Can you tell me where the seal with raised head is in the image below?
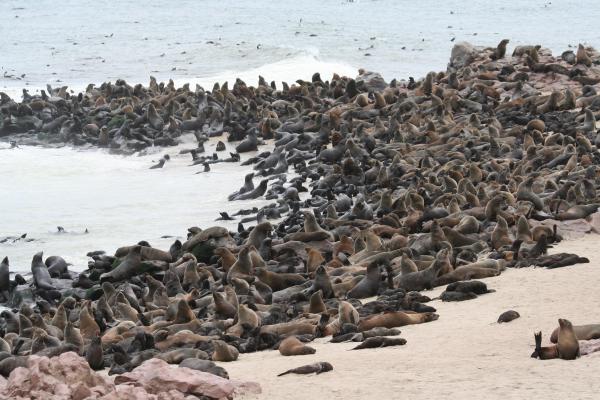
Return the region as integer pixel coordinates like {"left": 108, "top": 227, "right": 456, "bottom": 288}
{"left": 211, "top": 339, "right": 239, "bottom": 362}
{"left": 347, "top": 261, "right": 381, "bottom": 299}
{"left": 86, "top": 334, "right": 104, "bottom": 370}
{"left": 31, "top": 252, "right": 55, "bottom": 290}
{"left": 100, "top": 245, "right": 143, "bottom": 283}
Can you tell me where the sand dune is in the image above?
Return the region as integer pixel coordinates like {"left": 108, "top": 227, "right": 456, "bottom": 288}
{"left": 222, "top": 234, "right": 600, "bottom": 400}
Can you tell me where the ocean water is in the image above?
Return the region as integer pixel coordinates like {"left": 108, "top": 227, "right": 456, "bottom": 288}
{"left": 1, "top": 0, "right": 599, "bottom": 273}
{"left": 0, "top": 138, "right": 274, "bottom": 271}
{"left": 1, "top": 0, "right": 599, "bottom": 98}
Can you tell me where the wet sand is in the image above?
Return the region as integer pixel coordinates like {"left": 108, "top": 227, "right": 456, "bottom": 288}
{"left": 223, "top": 234, "right": 600, "bottom": 400}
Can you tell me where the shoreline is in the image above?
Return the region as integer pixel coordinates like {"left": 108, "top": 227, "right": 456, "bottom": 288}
{"left": 1, "top": 39, "right": 600, "bottom": 398}
{"left": 223, "top": 233, "right": 600, "bottom": 399}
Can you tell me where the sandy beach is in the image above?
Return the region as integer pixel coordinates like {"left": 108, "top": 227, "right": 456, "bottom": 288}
{"left": 224, "top": 233, "right": 600, "bottom": 400}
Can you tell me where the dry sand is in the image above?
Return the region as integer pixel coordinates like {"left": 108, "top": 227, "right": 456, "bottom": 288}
{"left": 221, "top": 233, "right": 600, "bottom": 400}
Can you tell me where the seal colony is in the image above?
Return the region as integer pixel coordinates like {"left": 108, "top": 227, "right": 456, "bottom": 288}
{"left": 1, "top": 39, "right": 600, "bottom": 389}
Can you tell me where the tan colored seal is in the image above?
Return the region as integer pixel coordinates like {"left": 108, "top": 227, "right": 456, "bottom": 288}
{"left": 279, "top": 335, "right": 316, "bottom": 356}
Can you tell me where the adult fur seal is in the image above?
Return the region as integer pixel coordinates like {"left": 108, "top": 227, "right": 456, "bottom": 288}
{"left": 100, "top": 246, "right": 142, "bottom": 282}
{"left": 394, "top": 249, "right": 448, "bottom": 291}
{"left": 358, "top": 311, "right": 439, "bottom": 331}
{"left": 278, "top": 335, "right": 316, "bottom": 356}
{"left": 556, "top": 318, "right": 579, "bottom": 359}
{"left": 227, "top": 246, "right": 254, "bottom": 283}
{"left": 211, "top": 339, "right": 239, "bottom": 362}
{"left": 347, "top": 261, "right": 381, "bottom": 299}
{"left": 0, "top": 257, "right": 9, "bottom": 299}
{"left": 31, "top": 252, "right": 55, "bottom": 290}
{"left": 550, "top": 323, "right": 600, "bottom": 343}
{"left": 45, "top": 255, "right": 69, "bottom": 277}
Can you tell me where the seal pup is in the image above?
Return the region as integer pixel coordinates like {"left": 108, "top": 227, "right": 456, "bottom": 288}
{"left": 490, "top": 39, "right": 509, "bottom": 60}
{"left": 278, "top": 361, "right": 333, "bottom": 376}
{"left": 531, "top": 331, "right": 559, "bottom": 360}
{"left": 497, "top": 310, "right": 520, "bottom": 323}
{"left": 86, "top": 334, "right": 104, "bottom": 370}
{"left": 150, "top": 156, "right": 169, "bottom": 169}
{"left": 351, "top": 336, "right": 407, "bottom": 350}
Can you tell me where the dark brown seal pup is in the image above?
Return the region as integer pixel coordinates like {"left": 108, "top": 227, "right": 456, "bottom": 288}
{"left": 86, "top": 334, "right": 104, "bottom": 370}
{"left": 490, "top": 39, "right": 510, "bottom": 60}
{"left": 279, "top": 335, "right": 316, "bottom": 356}
{"left": 351, "top": 336, "right": 407, "bottom": 350}
{"left": 497, "top": 310, "right": 520, "bottom": 323}
{"left": 277, "top": 361, "right": 333, "bottom": 376}
{"left": 531, "top": 331, "right": 559, "bottom": 360}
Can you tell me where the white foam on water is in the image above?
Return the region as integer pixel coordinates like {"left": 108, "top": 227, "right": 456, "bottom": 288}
{"left": 0, "top": 138, "right": 271, "bottom": 272}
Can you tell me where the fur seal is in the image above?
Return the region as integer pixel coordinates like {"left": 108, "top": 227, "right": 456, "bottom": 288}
{"left": 550, "top": 323, "right": 600, "bottom": 343}
{"left": 156, "top": 348, "right": 209, "bottom": 364}
{"left": 347, "top": 261, "right": 381, "bottom": 299}
{"left": 351, "top": 336, "right": 407, "bottom": 350}
{"left": 531, "top": 331, "right": 559, "bottom": 360}
{"left": 31, "top": 252, "right": 55, "bottom": 290}
{"left": 64, "top": 321, "right": 84, "bottom": 355}
{"left": 211, "top": 339, "right": 239, "bottom": 362}
{"left": 279, "top": 335, "right": 316, "bottom": 356}
{"left": 308, "top": 266, "right": 334, "bottom": 299}
{"left": 179, "top": 359, "right": 229, "bottom": 378}
{"left": 308, "top": 290, "right": 327, "bottom": 314}
{"left": 86, "top": 334, "right": 104, "bottom": 370}
{"left": 227, "top": 246, "right": 254, "bottom": 283}
{"left": 255, "top": 267, "right": 306, "bottom": 291}
{"left": 245, "top": 222, "right": 273, "bottom": 249}
{"left": 394, "top": 249, "right": 448, "bottom": 291}
{"left": 278, "top": 361, "right": 333, "bottom": 376}
{"left": 0, "top": 257, "right": 9, "bottom": 300}
{"left": 45, "top": 255, "right": 69, "bottom": 278}
{"left": 358, "top": 311, "right": 439, "bottom": 331}
{"left": 556, "top": 318, "right": 579, "bottom": 360}
{"left": 497, "top": 310, "right": 520, "bottom": 323}
{"left": 100, "top": 246, "right": 142, "bottom": 282}
{"left": 79, "top": 302, "right": 100, "bottom": 341}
